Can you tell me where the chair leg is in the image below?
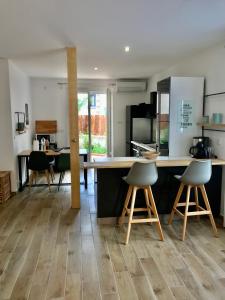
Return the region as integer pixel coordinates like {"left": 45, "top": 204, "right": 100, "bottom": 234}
{"left": 144, "top": 188, "right": 152, "bottom": 225}
{"left": 45, "top": 170, "right": 51, "bottom": 192}
{"left": 58, "top": 172, "right": 63, "bottom": 191}
{"left": 118, "top": 185, "right": 133, "bottom": 225}
{"left": 194, "top": 186, "right": 200, "bottom": 221}
{"left": 148, "top": 186, "right": 164, "bottom": 241}
{"left": 182, "top": 185, "right": 191, "bottom": 241}
{"left": 33, "top": 171, "right": 36, "bottom": 185}
{"left": 29, "top": 171, "right": 34, "bottom": 190}
{"left": 168, "top": 183, "right": 184, "bottom": 224}
{"left": 199, "top": 185, "right": 218, "bottom": 237}
{"left": 49, "top": 166, "right": 54, "bottom": 183}
{"left": 125, "top": 186, "right": 137, "bottom": 245}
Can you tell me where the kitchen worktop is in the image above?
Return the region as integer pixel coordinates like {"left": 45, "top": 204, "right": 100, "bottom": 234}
{"left": 83, "top": 156, "right": 225, "bottom": 169}
{"left": 131, "top": 141, "right": 156, "bottom": 151}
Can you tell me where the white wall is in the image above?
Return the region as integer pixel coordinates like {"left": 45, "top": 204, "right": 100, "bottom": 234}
{"left": 149, "top": 42, "right": 225, "bottom": 159}
{"left": 31, "top": 78, "right": 69, "bottom": 147}
{"left": 31, "top": 78, "right": 148, "bottom": 156}
{"left": 30, "top": 78, "right": 114, "bottom": 148}
{"left": 148, "top": 41, "right": 225, "bottom": 215}
{"left": 112, "top": 90, "right": 149, "bottom": 156}
{"left": 8, "top": 61, "right": 32, "bottom": 190}
{"left": 0, "top": 59, "right": 15, "bottom": 188}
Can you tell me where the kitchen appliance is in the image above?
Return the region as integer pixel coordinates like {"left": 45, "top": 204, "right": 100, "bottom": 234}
{"left": 189, "top": 139, "right": 211, "bottom": 158}
{"left": 192, "top": 136, "right": 209, "bottom": 147}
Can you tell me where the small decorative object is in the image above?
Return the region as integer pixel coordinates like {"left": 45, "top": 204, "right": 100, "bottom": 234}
{"left": 17, "top": 122, "right": 25, "bottom": 131}
{"left": 212, "top": 113, "right": 223, "bottom": 124}
{"left": 25, "top": 103, "right": 29, "bottom": 125}
{"left": 33, "top": 136, "right": 39, "bottom": 151}
{"left": 15, "top": 112, "right": 26, "bottom": 133}
{"left": 141, "top": 151, "right": 160, "bottom": 160}
{"left": 202, "top": 115, "right": 209, "bottom": 124}
{"left": 40, "top": 138, "right": 46, "bottom": 151}
{"left": 45, "top": 139, "right": 50, "bottom": 150}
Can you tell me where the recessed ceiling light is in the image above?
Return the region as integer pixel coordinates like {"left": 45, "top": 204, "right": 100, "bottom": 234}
{"left": 124, "top": 46, "right": 130, "bottom": 52}
{"left": 94, "top": 67, "right": 98, "bottom": 71}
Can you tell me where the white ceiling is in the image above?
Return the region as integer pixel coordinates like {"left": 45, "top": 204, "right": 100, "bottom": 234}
{"left": 1, "top": 0, "right": 225, "bottom": 78}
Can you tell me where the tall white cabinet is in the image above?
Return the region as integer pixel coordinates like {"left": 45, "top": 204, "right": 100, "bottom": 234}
{"left": 157, "top": 76, "right": 204, "bottom": 156}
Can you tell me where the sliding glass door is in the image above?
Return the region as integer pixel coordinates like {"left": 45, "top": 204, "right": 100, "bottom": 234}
{"left": 78, "top": 92, "right": 108, "bottom": 160}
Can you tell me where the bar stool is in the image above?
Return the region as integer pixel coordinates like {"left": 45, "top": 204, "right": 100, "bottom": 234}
{"left": 168, "top": 160, "right": 218, "bottom": 241}
{"left": 118, "top": 161, "right": 164, "bottom": 244}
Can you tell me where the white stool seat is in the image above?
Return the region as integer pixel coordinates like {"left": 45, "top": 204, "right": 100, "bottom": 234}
{"left": 168, "top": 160, "right": 218, "bottom": 240}
{"left": 118, "top": 161, "right": 164, "bottom": 244}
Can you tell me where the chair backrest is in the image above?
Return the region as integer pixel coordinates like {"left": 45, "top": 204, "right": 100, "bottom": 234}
{"left": 124, "top": 161, "right": 158, "bottom": 186}
{"left": 55, "top": 153, "right": 70, "bottom": 172}
{"left": 181, "top": 159, "right": 212, "bottom": 185}
{"left": 28, "top": 151, "right": 50, "bottom": 171}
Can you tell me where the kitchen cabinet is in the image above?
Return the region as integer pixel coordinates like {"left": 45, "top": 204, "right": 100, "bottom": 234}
{"left": 126, "top": 93, "right": 157, "bottom": 156}
{"left": 157, "top": 77, "right": 204, "bottom": 156}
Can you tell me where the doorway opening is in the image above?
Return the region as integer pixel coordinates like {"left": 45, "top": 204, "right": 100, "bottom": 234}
{"left": 78, "top": 92, "right": 108, "bottom": 161}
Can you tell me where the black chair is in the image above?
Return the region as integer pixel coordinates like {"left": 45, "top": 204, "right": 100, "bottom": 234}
{"left": 54, "top": 153, "right": 70, "bottom": 190}
{"left": 28, "top": 151, "right": 52, "bottom": 191}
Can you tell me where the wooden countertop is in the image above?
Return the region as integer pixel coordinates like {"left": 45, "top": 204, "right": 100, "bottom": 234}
{"left": 83, "top": 156, "right": 225, "bottom": 169}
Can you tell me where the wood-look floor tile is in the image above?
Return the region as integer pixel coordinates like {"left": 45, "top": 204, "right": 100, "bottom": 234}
{"left": 0, "top": 177, "right": 224, "bottom": 300}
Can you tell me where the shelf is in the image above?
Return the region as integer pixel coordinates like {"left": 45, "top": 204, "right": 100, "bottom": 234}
{"left": 197, "top": 122, "right": 225, "bottom": 129}
{"left": 16, "top": 130, "right": 26, "bottom": 135}
{"left": 204, "top": 91, "right": 225, "bottom": 98}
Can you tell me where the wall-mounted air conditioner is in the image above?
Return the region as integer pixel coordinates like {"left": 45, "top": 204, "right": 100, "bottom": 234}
{"left": 116, "top": 79, "right": 147, "bottom": 93}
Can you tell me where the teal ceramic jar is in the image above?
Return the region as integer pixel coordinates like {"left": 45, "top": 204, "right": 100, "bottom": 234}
{"left": 212, "top": 113, "right": 223, "bottom": 124}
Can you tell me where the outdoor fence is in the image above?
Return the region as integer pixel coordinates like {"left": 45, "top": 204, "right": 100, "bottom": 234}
{"left": 79, "top": 115, "right": 107, "bottom": 135}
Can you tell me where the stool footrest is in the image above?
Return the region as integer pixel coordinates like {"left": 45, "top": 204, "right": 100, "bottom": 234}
{"left": 176, "top": 202, "right": 197, "bottom": 207}
{"left": 126, "top": 207, "right": 152, "bottom": 213}
{"left": 187, "top": 210, "right": 211, "bottom": 216}
{"left": 174, "top": 208, "right": 211, "bottom": 218}
{"left": 131, "top": 218, "right": 159, "bottom": 224}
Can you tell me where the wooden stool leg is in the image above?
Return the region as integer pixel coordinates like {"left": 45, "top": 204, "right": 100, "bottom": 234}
{"left": 168, "top": 183, "right": 184, "bottom": 224}
{"left": 118, "top": 185, "right": 133, "bottom": 226}
{"left": 194, "top": 186, "right": 200, "bottom": 221}
{"left": 148, "top": 186, "right": 164, "bottom": 241}
{"left": 199, "top": 185, "right": 218, "bottom": 237}
{"left": 45, "top": 170, "right": 51, "bottom": 192}
{"left": 182, "top": 185, "right": 191, "bottom": 241}
{"left": 125, "top": 186, "right": 137, "bottom": 245}
{"left": 144, "top": 188, "right": 152, "bottom": 225}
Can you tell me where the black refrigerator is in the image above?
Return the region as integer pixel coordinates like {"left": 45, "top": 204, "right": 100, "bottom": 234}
{"left": 126, "top": 93, "right": 157, "bottom": 156}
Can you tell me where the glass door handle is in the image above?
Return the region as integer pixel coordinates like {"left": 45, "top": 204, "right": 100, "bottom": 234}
{"left": 71, "top": 138, "right": 77, "bottom": 143}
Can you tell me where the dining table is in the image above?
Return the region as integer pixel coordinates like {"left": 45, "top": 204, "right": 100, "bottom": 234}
{"left": 17, "top": 148, "right": 88, "bottom": 191}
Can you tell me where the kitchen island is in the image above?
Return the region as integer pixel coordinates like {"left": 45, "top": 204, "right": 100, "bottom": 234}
{"left": 84, "top": 156, "right": 225, "bottom": 223}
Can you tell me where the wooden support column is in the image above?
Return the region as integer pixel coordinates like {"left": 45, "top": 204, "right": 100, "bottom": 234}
{"left": 66, "top": 47, "right": 80, "bottom": 208}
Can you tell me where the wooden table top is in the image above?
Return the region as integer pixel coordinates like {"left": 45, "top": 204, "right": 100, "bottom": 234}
{"left": 18, "top": 149, "right": 60, "bottom": 157}
{"left": 18, "top": 149, "right": 88, "bottom": 157}
{"left": 83, "top": 156, "right": 225, "bottom": 169}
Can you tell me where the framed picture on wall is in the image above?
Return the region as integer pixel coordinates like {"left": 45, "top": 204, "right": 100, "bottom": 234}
{"left": 25, "top": 103, "right": 29, "bottom": 125}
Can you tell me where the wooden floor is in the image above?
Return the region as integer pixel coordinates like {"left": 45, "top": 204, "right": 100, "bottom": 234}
{"left": 1, "top": 174, "right": 225, "bottom": 299}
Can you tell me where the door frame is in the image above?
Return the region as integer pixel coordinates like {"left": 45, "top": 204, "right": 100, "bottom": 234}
{"left": 78, "top": 91, "right": 110, "bottom": 160}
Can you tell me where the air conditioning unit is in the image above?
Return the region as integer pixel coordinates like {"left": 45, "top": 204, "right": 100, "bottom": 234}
{"left": 116, "top": 80, "right": 147, "bottom": 93}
